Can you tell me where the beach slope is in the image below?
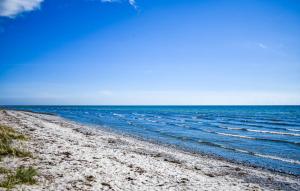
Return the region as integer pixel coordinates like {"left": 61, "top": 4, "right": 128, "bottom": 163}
{"left": 0, "top": 110, "right": 299, "bottom": 191}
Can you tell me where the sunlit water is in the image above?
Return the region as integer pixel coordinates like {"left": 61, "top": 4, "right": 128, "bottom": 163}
{"left": 2, "top": 106, "right": 300, "bottom": 175}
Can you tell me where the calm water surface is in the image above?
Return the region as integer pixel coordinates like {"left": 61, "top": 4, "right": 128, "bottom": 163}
{"left": 2, "top": 106, "right": 300, "bottom": 175}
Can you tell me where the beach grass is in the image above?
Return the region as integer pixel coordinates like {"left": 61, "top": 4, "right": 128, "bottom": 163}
{"left": 0, "top": 143, "right": 32, "bottom": 159}
{"left": 0, "top": 124, "right": 37, "bottom": 190}
{"left": 0, "top": 167, "right": 11, "bottom": 174}
{"left": 0, "top": 125, "right": 27, "bottom": 142}
{"left": 0, "top": 124, "right": 31, "bottom": 159}
{"left": 0, "top": 167, "right": 38, "bottom": 190}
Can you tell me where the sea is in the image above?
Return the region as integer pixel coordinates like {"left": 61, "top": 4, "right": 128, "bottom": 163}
{"left": 1, "top": 106, "right": 300, "bottom": 175}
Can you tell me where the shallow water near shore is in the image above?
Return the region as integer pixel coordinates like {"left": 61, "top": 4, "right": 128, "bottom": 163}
{"left": 2, "top": 106, "right": 300, "bottom": 175}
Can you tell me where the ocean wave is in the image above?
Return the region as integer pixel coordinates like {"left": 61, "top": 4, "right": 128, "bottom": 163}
{"left": 127, "top": 121, "right": 133, "bottom": 125}
{"left": 132, "top": 113, "right": 146, "bottom": 117}
{"left": 253, "top": 153, "right": 300, "bottom": 165}
{"left": 233, "top": 148, "right": 300, "bottom": 165}
{"left": 204, "top": 130, "right": 300, "bottom": 146}
{"left": 215, "top": 132, "right": 255, "bottom": 139}
{"left": 246, "top": 129, "right": 300, "bottom": 136}
{"left": 218, "top": 125, "right": 244, "bottom": 130}
{"left": 149, "top": 120, "right": 159, "bottom": 123}
{"left": 251, "top": 121, "right": 300, "bottom": 128}
{"left": 198, "top": 140, "right": 224, "bottom": 148}
{"left": 287, "top": 128, "right": 300, "bottom": 132}
{"left": 197, "top": 140, "right": 300, "bottom": 165}
{"left": 220, "top": 116, "right": 300, "bottom": 127}
{"left": 233, "top": 148, "right": 249, "bottom": 154}
{"left": 261, "top": 121, "right": 300, "bottom": 127}
{"left": 218, "top": 125, "right": 300, "bottom": 136}
{"left": 113, "top": 113, "right": 124, "bottom": 118}
{"left": 219, "top": 121, "right": 300, "bottom": 132}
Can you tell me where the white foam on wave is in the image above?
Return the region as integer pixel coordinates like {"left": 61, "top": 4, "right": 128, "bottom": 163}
{"left": 216, "top": 132, "right": 255, "bottom": 140}
{"left": 234, "top": 148, "right": 249, "bottom": 154}
{"left": 287, "top": 128, "right": 300, "bottom": 132}
{"left": 219, "top": 125, "right": 243, "bottom": 130}
{"left": 246, "top": 129, "right": 300, "bottom": 136}
{"left": 197, "top": 138, "right": 300, "bottom": 165}
{"left": 113, "top": 113, "right": 124, "bottom": 118}
{"left": 146, "top": 119, "right": 158, "bottom": 123}
{"left": 228, "top": 127, "right": 243, "bottom": 130}
{"left": 220, "top": 125, "right": 300, "bottom": 136}
{"left": 254, "top": 153, "right": 300, "bottom": 165}
{"left": 223, "top": 146, "right": 300, "bottom": 165}
{"left": 232, "top": 148, "right": 300, "bottom": 165}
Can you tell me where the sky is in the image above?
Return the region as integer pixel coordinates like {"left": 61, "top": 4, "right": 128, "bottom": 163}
{"left": 0, "top": 0, "right": 300, "bottom": 105}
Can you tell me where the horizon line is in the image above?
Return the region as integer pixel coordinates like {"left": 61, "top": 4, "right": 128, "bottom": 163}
{"left": 1, "top": 104, "right": 299, "bottom": 107}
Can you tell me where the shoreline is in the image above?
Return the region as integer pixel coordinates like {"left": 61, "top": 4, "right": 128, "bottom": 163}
{"left": 86, "top": 122, "right": 299, "bottom": 177}
{"left": 9, "top": 108, "right": 298, "bottom": 177}
{"left": 0, "top": 109, "right": 299, "bottom": 190}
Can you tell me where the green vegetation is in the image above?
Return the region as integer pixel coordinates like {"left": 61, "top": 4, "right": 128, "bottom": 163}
{"left": 0, "top": 144, "right": 32, "bottom": 159}
{"left": 0, "top": 167, "right": 11, "bottom": 174}
{"left": 0, "top": 125, "right": 31, "bottom": 159}
{"left": 0, "top": 167, "right": 38, "bottom": 190}
{"left": 0, "top": 124, "right": 38, "bottom": 190}
{"left": 0, "top": 125, "right": 27, "bottom": 142}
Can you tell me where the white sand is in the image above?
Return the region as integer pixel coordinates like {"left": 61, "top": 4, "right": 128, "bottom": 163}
{"left": 0, "top": 110, "right": 299, "bottom": 191}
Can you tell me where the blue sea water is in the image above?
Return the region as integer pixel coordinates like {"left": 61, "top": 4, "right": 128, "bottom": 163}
{"left": 2, "top": 106, "right": 300, "bottom": 175}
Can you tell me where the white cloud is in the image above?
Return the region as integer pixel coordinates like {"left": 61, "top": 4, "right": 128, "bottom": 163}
{"left": 258, "top": 43, "right": 267, "bottom": 49}
{"left": 101, "top": 0, "right": 137, "bottom": 9}
{"left": 0, "top": 0, "right": 137, "bottom": 19}
{"left": 101, "top": 0, "right": 117, "bottom": 2}
{"left": 0, "top": 0, "right": 43, "bottom": 18}
{"left": 129, "top": 0, "right": 137, "bottom": 9}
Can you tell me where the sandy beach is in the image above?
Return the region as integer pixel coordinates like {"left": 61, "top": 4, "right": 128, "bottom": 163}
{"left": 0, "top": 109, "right": 299, "bottom": 191}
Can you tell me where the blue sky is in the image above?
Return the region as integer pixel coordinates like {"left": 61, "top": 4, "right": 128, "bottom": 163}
{"left": 0, "top": 0, "right": 300, "bottom": 105}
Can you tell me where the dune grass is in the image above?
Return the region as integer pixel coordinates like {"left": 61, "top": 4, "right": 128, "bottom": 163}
{"left": 0, "top": 167, "right": 11, "bottom": 174}
{"left": 0, "top": 125, "right": 27, "bottom": 142}
{"left": 0, "top": 167, "right": 38, "bottom": 190}
{"left": 0, "top": 144, "right": 32, "bottom": 159}
{"left": 0, "top": 125, "right": 31, "bottom": 159}
{"left": 0, "top": 124, "right": 37, "bottom": 190}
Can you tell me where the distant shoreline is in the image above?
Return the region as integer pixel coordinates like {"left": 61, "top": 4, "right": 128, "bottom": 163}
{"left": 0, "top": 109, "right": 299, "bottom": 190}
